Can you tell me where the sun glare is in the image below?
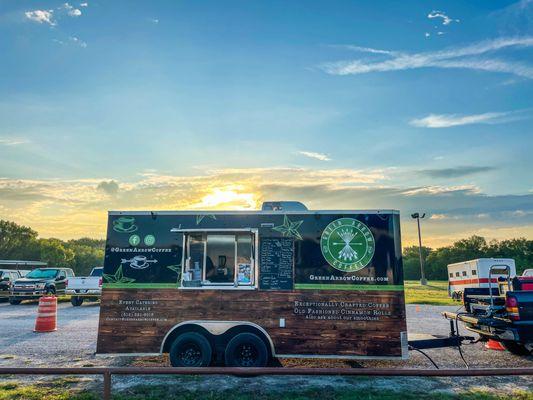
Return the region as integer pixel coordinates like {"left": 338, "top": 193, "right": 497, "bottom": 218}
{"left": 197, "top": 189, "right": 257, "bottom": 210}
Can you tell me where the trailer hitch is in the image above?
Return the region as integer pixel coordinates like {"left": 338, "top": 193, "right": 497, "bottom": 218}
{"left": 408, "top": 320, "right": 475, "bottom": 350}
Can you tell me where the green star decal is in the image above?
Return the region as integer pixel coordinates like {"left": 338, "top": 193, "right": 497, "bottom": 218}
{"left": 102, "top": 266, "right": 136, "bottom": 284}
{"left": 196, "top": 214, "right": 217, "bottom": 225}
{"left": 272, "top": 215, "right": 304, "bottom": 240}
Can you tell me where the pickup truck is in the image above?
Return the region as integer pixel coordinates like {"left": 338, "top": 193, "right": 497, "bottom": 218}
{"left": 444, "top": 272, "right": 533, "bottom": 355}
{"left": 10, "top": 268, "right": 74, "bottom": 304}
{"left": 0, "top": 270, "right": 24, "bottom": 301}
{"left": 66, "top": 267, "right": 103, "bottom": 306}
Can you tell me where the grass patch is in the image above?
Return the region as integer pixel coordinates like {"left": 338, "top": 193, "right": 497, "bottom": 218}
{"left": 0, "top": 381, "right": 531, "bottom": 400}
{"left": 0, "top": 381, "right": 96, "bottom": 400}
{"left": 404, "top": 280, "right": 457, "bottom": 305}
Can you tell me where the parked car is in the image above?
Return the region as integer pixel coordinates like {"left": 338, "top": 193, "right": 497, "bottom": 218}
{"left": 9, "top": 268, "right": 75, "bottom": 304}
{"left": 66, "top": 267, "right": 103, "bottom": 306}
{"left": 0, "top": 270, "right": 23, "bottom": 301}
{"left": 522, "top": 269, "right": 533, "bottom": 277}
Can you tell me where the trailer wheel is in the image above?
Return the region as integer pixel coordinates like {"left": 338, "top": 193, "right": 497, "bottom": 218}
{"left": 9, "top": 298, "right": 21, "bottom": 305}
{"left": 169, "top": 332, "right": 212, "bottom": 367}
{"left": 502, "top": 341, "right": 531, "bottom": 356}
{"left": 71, "top": 296, "right": 84, "bottom": 306}
{"left": 224, "top": 332, "right": 269, "bottom": 367}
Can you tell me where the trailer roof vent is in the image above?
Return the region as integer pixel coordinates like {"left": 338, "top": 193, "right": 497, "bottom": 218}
{"left": 261, "top": 201, "right": 308, "bottom": 211}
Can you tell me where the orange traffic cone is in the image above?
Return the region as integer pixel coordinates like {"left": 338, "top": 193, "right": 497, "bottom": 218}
{"left": 34, "top": 296, "right": 57, "bottom": 332}
{"left": 485, "top": 339, "right": 505, "bottom": 351}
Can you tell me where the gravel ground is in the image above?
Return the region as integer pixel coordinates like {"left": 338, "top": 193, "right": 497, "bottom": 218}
{"left": 0, "top": 301, "right": 531, "bottom": 395}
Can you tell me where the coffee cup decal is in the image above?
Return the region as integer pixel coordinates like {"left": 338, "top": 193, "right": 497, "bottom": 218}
{"left": 113, "top": 216, "right": 138, "bottom": 233}
{"left": 121, "top": 255, "right": 158, "bottom": 270}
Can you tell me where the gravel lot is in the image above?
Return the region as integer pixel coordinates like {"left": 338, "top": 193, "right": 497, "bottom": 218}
{"left": 0, "top": 301, "right": 532, "bottom": 395}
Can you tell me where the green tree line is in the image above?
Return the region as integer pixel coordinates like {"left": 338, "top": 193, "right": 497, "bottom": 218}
{"left": 0, "top": 220, "right": 104, "bottom": 276}
{"left": 403, "top": 235, "right": 533, "bottom": 280}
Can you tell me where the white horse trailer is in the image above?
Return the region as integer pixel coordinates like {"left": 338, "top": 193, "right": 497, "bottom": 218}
{"left": 447, "top": 258, "right": 516, "bottom": 299}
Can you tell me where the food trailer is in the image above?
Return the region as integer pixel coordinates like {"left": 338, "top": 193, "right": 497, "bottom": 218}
{"left": 97, "top": 202, "right": 407, "bottom": 367}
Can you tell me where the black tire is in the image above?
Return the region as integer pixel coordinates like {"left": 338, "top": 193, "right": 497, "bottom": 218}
{"left": 169, "top": 332, "right": 212, "bottom": 367}
{"left": 9, "top": 298, "right": 21, "bottom": 305}
{"left": 71, "top": 296, "right": 84, "bottom": 306}
{"left": 502, "top": 341, "right": 531, "bottom": 356}
{"left": 46, "top": 287, "right": 56, "bottom": 296}
{"left": 224, "top": 332, "right": 269, "bottom": 368}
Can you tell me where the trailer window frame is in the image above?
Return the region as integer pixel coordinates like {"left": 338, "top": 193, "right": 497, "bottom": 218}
{"left": 178, "top": 228, "right": 259, "bottom": 290}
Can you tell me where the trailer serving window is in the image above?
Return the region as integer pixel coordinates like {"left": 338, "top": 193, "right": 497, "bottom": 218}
{"left": 179, "top": 229, "right": 257, "bottom": 289}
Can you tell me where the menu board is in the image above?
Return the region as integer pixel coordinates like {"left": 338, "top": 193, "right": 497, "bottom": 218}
{"left": 259, "top": 237, "right": 294, "bottom": 290}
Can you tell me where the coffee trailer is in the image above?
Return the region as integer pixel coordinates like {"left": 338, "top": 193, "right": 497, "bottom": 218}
{"left": 97, "top": 202, "right": 407, "bottom": 367}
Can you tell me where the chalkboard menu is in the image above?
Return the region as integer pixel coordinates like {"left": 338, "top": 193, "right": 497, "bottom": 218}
{"left": 259, "top": 237, "right": 294, "bottom": 290}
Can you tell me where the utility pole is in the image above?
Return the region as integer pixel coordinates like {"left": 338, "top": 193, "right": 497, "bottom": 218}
{"left": 411, "top": 213, "right": 427, "bottom": 286}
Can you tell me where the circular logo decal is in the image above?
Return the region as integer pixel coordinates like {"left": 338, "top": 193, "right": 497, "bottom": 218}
{"left": 128, "top": 234, "right": 141, "bottom": 246}
{"left": 320, "top": 218, "right": 375, "bottom": 272}
{"left": 144, "top": 234, "right": 156, "bottom": 246}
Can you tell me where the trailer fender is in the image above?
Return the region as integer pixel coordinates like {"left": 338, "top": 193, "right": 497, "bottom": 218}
{"left": 160, "top": 321, "right": 276, "bottom": 356}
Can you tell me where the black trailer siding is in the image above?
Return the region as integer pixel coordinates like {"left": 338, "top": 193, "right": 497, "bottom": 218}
{"left": 103, "top": 211, "right": 403, "bottom": 289}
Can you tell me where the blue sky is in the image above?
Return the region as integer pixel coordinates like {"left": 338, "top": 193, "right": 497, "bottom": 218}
{"left": 0, "top": 0, "right": 532, "bottom": 246}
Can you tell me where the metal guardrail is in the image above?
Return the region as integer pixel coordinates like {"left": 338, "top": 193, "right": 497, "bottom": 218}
{"left": 1, "top": 367, "right": 533, "bottom": 400}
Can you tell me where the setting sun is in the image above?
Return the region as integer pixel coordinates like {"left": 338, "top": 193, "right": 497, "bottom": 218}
{"left": 196, "top": 188, "right": 257, "bottom": 210}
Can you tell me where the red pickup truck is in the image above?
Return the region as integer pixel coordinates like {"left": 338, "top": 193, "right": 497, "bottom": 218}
{"left": 444, "top": 270, "right": 533, "bottom": 356}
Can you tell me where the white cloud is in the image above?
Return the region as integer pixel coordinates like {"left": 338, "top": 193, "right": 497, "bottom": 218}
{"left": 25, "top": 10, "right": 56, "bottom": 26}
{"left": 80, "top": 2, "right": 88, "bottom": 7}
{"left": 507, "top": 210, "right": 533, "bottom": 217}
{"left": 26, "top": 3, "right": 83, "bottom": 27}
{"left": 0, "top": 137, "right": 29, "bottom": 146}
{"left": 429, "top": 213, "right": 463, "bottom": 221}
{"left": 402, "top": 185, "right": 480, "bottom": 196}
{"left": 150, "top": 18, "right": 159, "bottom": 24}
{"left": 321, "top": 37, "right": 533, "bottom": 79}
{"left": 61, "top": 3, "right": 81, "bottom": 17}
{"left": 425, "top": 32, "right": 431, "bottom": 38}
{"left": 298, "top": 151, "right": 331, "bottom": 161}
{"left": 69, "top": 8, "right": 82, "bottom": 17}
{"left": 69, "top": 36, "right": 87, "bottom": 47}
{"left": 332, "top": 45, "right": 397, "bottom": 56}
{"left": 428, "top": 10, "right": 460, "bottom": 26}
{"left": 410, "top": 111, "right": 511, "bottom": 128}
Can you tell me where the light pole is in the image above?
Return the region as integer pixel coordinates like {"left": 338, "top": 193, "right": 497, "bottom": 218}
{"left": 411, "top": 212, "right": 427, "bottom": 286}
